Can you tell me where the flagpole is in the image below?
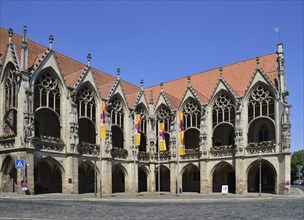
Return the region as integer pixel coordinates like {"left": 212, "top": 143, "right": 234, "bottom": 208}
{"left": 99, "top": 100, "right": 106, "bottom": 198}
{"left": 133, "top": 112, "right": 136, "bottom": 194}
{"left": 176, "top": 112, "right": 180, "bottom": 196}
{"left": 157, "top": 120, "right": 160, "bottom": 194}
{"left": 99, "top": 137, "right": 102, "bottom": 198}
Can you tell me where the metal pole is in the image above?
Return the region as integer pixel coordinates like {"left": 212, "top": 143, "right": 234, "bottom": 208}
{"left": 157, "top": 121, "right": 160, "bottom": 194}
{"left": 99, "top": 139, "right": 102, "bottom": 198}
{"left": 176, "top": 112, "right": 180, "bottom": 196}
{"left": 94, "top": 160, "right": 97, "bottom": 198}
{"left": 134, "top": 147, "right": 136, "bottom": 194}
{"left": 177, "top": 148, "right": 180, "bottom": 196}
{"left": 133, "top": 112, "right": 137, "bottom": 194}
{"left": 259, "top": 159, "right": 261, "bottom": 197}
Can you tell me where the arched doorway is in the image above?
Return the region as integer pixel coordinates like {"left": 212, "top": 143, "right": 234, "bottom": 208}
{"left": 138, "top": 167, "right": 147, "bottom": 192}
{"left": 78, "top": 161, "right": 95, "bottom": 194}
{"left": 1, "top": 156, "right": 17, "bottom": 192}
{"left": 34, "top": 157, "right": 63, "bottom": 194}
{"left": 182, "top": 164, "right": 200, "bottom": 192}
{"left": 112, "top": 164, "right": 125, "bottom": 193}
{"left": 248, "top": 160, "right": 276, "bottom": 193}
{"left": 155, "top": 165, "right": 170, "bottom": 192}
{"left": 212, "top": 162, "right": 235, "bottom": 193}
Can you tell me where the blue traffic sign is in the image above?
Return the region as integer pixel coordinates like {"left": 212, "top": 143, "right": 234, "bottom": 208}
{"left": 15, "top": 159, "right": 25, "bottom": 169}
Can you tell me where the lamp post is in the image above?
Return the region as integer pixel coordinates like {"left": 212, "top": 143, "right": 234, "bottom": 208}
{"left": 92, "top": 147, "right": 98, "bottom": 198}
{"left": 133, "top": 146, "right": 138, "bottom": 194}
{"left": 258, "top": 150, "right": 262, "bottom": 197}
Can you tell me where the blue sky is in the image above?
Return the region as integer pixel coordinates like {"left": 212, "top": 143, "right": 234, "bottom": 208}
{"left": 1, "top": 0, "right": 303, "bottom": 152}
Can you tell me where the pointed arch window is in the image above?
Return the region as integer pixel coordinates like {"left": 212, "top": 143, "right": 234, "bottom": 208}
{"left": 135, "top": 105, "right": 147, "bottom": 152}
{"left": 3, "top": 65, "right": 18, "bottom": 135}
{"left": 34, "top": 72, "right": 60, "bottom": 115}
{"left": 183, "top": 99, "right": 201, "bottom": 129}
{"left": 135, "top": 106, "right": 147, "bottom": 135}
{"left": 212, "top": 93, "right": 235, "bottom": 127}
{"left": 156, "top": 106, "right": 171, "bottom": 151}
{"left": 157, "top": 106, "right": 171, "bottom": 132}
{"left": 248, "top": 85, "right": 274, "bottom": 122}
{"left": 76, "top": 85, "right": 96, "bottom": 123}
{"left": 76, "top": 85, "right": 97, "bottom": 144}
{"left": 5, "top": 68, "right": 18, "bottom": 112}
{"left": 109, "top": 97, "right": 124, "bottom": 149}
{"left": 110, "top": 97, "right": 124, "bottom": 129}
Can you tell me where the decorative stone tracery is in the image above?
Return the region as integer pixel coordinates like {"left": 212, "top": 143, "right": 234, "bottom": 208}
{"left": 212, "top": 93, "right": 235, "bottom": 127}
{"left": 248, "top": 85, "right": 274, "bottom": 122}
{"left": 34, "top": 72, "right": 60, "bottom": 115}
{"left": 183, "top": 99, "right": 201, "bottom": 129}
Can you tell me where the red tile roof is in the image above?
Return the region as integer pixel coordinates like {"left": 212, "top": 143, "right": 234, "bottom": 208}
{"left": 1, "top": 27, "right": 278, "bottom": 109}
{"left": 0, "top": 27, "right": 140, "bottom": 101}
{"left": 145, "top": 53, "right": 278, "bottom": 107}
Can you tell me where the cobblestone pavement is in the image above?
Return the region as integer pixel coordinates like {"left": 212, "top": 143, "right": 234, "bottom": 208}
{"left": 0, "top": 191, "right": 303, "bottom": 220}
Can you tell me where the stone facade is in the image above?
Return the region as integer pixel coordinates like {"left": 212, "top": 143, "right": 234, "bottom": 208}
{"left": 0, "top": 27, "right": 291, "bottom": 195}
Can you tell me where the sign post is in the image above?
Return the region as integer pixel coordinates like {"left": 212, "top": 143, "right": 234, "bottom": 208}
{"left": 15, "top": 159, "right": 25, "bottom": 169}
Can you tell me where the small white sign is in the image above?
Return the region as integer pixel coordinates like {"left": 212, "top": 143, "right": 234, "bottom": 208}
{"left": 221, "top": 185, "right": 228, "bottom": 194}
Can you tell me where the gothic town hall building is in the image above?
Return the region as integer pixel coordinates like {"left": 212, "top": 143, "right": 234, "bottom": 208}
{"left": 0, "top": 27, "right": 291, "bottom": 195}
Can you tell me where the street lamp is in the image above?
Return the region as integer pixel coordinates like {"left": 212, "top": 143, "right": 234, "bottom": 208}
{"left": 92, "top": 147, "right": 98, "bottom": 198}
{"left": 258, "top": 150, "right": 262, "bottom": 197}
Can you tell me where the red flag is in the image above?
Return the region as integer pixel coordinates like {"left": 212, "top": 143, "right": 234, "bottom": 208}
{"left": 100, "top": 101, "right": 106, "bottom": 139}
{"left": 178, "top": 112, "right": 185, "bottom": 156}
{"left": 159, "top": 122, "right": 166, "bottom": 151}
{"left": 135, "top": 114, "right": 141, "bottom": 146}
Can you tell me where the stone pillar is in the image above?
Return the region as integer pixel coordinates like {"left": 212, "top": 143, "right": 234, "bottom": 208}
{"left": 235, "top": 157, "right": 246, "bottom": 194}
{"left": 63, "top": 155, "right": 78, "bottom": 194}
{"left": 200, "top": 160, "right": 210, "bottom": 193}
{"left": 25, "top": 152, "right": 34, "bottom": 194}
{"left": 170, "top": 162, "right": 177, "bottom": 194}
{"left": 124, "top": 163, "right": 133, "bottom": 193}
{"left": 149, "top": 163, "right": 156, "bottom": 192}
{"left": 102, "top": 159, "right": 112, "bottom": 194}
{"left": 277, "top": 153, "right": 291, "bottom": 194}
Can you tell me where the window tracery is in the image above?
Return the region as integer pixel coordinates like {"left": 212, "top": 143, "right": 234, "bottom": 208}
{"left": 110, "top": 97, "right": 124, "bottom": 129}
{"left": 157, "top": 106, "right": 171, "bottom": 132}
{"left": 135, "top": 106, "right": 147, "bottom": 135}
{"left": 212, "top": 94, "right": 235, "bottom": 127}
{"left": 183, "top": 100, "right": 201, "bottom": 129}
{"left": 248, "top": 85, "right": 274, "bottom": 122}
{"left": 34, "top": 72, "right": 60, "bottom": 115}
{"left": 76, "top": 85, "right": 96, "bottom": 123}
{"left": 5, "top": 69, "right": 18, "bottom": 111}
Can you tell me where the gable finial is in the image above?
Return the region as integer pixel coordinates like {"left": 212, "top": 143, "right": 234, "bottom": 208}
{"left": 8, "top": 28, "right": 13, "bottom": 43}
{"left": 187, "top": 76, "right": 191, "bottom": 87}
{"left": 256, "top": 56, "right": 260, "bottom": 69}
{"left": 49, "top": 35, "right": 54, "bottom": 50}
{"left": 22, "top": 25, "right": 28, "bottom": 44}
{"left": 160, "top": 82, "right": 163, "bottom": 92}
{"left": 87, "top": 53, "right": 91, "bottom": 66}
{"left": 140, "top": 79, "right": 144, "bottom": 90}
{"left": 219, "top": 67, "right": 223, "bottom": 79}
{"left": 117, "top": 67, "right": 121, "bottom": 80}
{"left": 150, "top": 90, "right": 154, "bottom": 105}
